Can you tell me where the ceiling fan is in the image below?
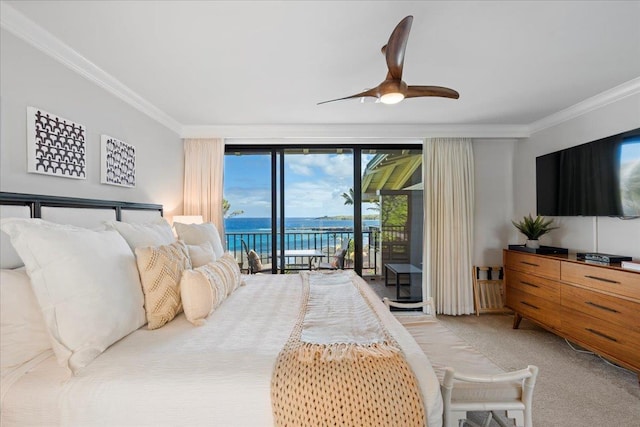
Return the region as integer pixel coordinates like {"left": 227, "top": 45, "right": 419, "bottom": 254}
{"left": 318, "top": 15, "right": 459, "bottom": 105}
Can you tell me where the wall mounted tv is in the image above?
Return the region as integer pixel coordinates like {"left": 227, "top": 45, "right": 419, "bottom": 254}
{"left": 536, "top": 127, "right": 640, "bottom": 217}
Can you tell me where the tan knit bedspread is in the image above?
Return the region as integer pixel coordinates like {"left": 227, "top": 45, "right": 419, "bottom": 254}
{"left": 271, "top": 271, "right": 426, "bottom": 427}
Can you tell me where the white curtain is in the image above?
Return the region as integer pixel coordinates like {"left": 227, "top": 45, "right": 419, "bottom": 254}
{"left": 422, "top": 138, "right": 475, "bottom": 315}
{"left": 183, "top": 138, "right": 225, "bottom": 246}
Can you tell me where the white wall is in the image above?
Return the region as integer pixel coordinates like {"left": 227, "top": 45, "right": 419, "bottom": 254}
{"left": 512, "top": 93, "right": 640, "bottom": 259}
{"left": 0, "top": 30, "right": 184, "bottom": 217}
{"left": 472, "top": 138, "right": 517, "bottom": 266}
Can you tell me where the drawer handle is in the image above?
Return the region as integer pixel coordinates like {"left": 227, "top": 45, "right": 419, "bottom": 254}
{"left": 520, "top": 281, "right": 540, "bottom": 288}
{"left": 584, "top": 275, "right": 620, "bottom": 284}
{"left": 585, "top": 301, "right": 620, "bottom": 314}
{"left": 520, "top": 301, "right": 539, "bottom": 310}
{"left": 585, "top": 328, "right": 618, "bottom": 343}
{"left": 520, "top": 261, "right": 539, "bottom": 267}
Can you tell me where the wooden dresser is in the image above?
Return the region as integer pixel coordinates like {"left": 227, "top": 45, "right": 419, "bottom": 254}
{"left": 504, "top": 249, "right": 640, "bottom": 378}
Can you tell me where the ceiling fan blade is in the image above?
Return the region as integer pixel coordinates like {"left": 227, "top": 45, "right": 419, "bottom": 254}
{"left": 405, "top": 85, "right": 460, "bottom": 99}
{"left": 385, "top": 16, "right": 413, "bottom": 80}
{"left": 317, "top": 88, "right": 378, "bottom": 105}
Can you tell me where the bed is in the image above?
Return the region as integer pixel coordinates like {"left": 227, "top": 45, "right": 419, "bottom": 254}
{"left": 0, "top": 192, "right": 443, "bottom": 427}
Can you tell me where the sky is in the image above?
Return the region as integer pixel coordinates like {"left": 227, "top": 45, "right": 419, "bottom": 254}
{"left": 224, "top": 152, "right": 376, "bottom": 218}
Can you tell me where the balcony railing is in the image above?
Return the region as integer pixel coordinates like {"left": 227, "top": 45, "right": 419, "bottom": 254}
{"left": 225, "top": 228, "right": 380, "bottom": 273}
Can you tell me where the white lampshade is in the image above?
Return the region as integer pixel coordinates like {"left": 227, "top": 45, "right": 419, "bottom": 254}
{"left": 172, "top": 215, "right": 204, "bottom": 225}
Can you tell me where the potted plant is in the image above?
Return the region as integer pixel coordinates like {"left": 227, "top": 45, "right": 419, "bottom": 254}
{"left": 512, "top": 214, "right": 558, "bottom": 249}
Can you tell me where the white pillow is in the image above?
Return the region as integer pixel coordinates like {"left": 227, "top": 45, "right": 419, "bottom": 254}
{"left": 174, "top": 222, "right": 224, "bottom": 259}
{"left": 0, "top": 218, "right": 146, "bottom": 373}
{"left": 106, "top": 218, "right": 175, "bottom": 251}
{"left": 0, "top": 268, "right": 51, "bottom": 378}
{"left": 186, "top": 241, "right": 216, "bottom": 268}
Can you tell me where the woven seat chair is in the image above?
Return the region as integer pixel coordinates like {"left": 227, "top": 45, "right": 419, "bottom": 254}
{"left": 318, "top": 238, "right": 350, "bottom": 270}
{"left": 241, "top": 240, "right": 272, "bottom": 274}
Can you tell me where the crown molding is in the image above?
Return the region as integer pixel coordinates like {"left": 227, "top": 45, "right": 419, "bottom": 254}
{"left": 528, "top": 77, "right": 640, "bottom": 135}
{"left": 0, "top": 2, "right": 182, "bottom": 135}
{"left": 4, "top": 1, "right": 635, "bottom": 141}
{"left": 180, "top": 124, "right": 530, "bottom": 140}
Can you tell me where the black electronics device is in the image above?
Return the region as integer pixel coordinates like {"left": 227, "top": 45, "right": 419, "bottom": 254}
{"left": 577, "top": 253, "right": 632, "bottom": 263}
{"left": 536, "top": 127, "right": 640, "bottom": 217}
{"left": 508, "top": 245, "right": 568, "bottom": 255}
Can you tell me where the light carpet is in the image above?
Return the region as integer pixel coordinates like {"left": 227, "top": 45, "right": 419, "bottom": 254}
{"left": 437, "top": 313, "right": 640, "bottom": 427}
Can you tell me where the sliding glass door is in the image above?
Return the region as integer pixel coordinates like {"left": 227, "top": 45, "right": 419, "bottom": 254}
{"left": 224, "top": 144, "right": 421, "bottom": 289}
{"left": 280, "top": 148, "right": 354, "bottom": 272}
{"left": 223, "top": 150, "right": 276, "bottom": 273}
{"left": 361, "top": 148, "right": 423, "bottom": 299}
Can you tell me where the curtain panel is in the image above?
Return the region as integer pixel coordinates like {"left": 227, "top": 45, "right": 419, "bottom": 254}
{"left": 422, "top": 138, "right": 474, "bottom": 315}
{"left": 183, "top": 138, "right": 225, "bottom": 246}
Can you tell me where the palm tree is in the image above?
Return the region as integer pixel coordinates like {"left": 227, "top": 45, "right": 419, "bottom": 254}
{"left": 341, "top": 188, "right": 354, "bottom": 205}
{"left": 342, "top": 187, "right": 380, "bottom": 212}
{"left": 223, "top": 199, "right": 244, "bottom": 218}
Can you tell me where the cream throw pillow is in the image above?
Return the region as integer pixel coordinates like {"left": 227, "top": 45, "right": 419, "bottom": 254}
{"left": 180, "top": 263, "right": 227, "bottom": 326}
{"left": 135, "top": 241, "right": 192, "bottom": 330}
{"left": 186, "top": 241, "right": 216, "bottom": 267}
{"left": 174, "top": 222, "right": 224, "bottom": 259}
{"left": 107, "top": 218, "right": 175, "bottom": 252}
{"left": 0, "top": 219, "right": 146, "bottom": 373}
{"left": 218, "top": 253, "right": 244, "bottom": 294}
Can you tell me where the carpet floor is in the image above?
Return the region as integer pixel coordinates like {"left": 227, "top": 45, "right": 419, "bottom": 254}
{"left": 436, "top": 313, "right": 640, "bottom": 427}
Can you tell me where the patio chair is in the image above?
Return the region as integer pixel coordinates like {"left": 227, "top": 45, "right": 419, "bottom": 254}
{"left": 318, "top": 238, "right": 350, "bottom": 270}
{"left": 241, "top": 240, "right": 272, "bottom": 274}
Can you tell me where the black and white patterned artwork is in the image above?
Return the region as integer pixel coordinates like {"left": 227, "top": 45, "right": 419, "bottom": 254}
{"left": 27, "top": 107, "right": 86, "bottom": 179}
{"left": 101, "top": 135, "right": 136, "bottom": 188}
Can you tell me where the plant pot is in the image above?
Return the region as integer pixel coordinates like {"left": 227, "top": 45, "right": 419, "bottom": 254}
{"left": 525, "top": 239, "right": 540, "bottom": 249}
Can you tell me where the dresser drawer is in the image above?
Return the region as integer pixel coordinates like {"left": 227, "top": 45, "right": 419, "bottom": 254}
{"left": 561, "top": 262, "right": 640, "bottom": 300}
{"left": 506, "top": 287, "right": 561, "bottom": 330}
{"left": 504, "top": 251, "right": 561, "bottom": 280}
{"left": 561, "top": 285, "right": 640, "bottom": 333}
{"left": 561, "top": 309, "right": 640, "bottom": 370}
{"left": 506, "top": 269, "right": 560, "bottom": 302}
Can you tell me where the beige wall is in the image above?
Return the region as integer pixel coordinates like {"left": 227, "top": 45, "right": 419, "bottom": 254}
{"left": 472, "top": 138, "right": 517, "bottom": 266}
{"left": 512, "top": 93, "right": 640, "bottom": 259}
{"left": 0, "top": 30, "right": 183, "bottom": 217}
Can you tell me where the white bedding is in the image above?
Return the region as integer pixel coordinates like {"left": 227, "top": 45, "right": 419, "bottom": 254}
{"left": 1, "top": 273, "right": 443, "bottom": 427}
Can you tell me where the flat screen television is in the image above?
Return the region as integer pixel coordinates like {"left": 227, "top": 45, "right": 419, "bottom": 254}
{"left": 536, "top": 127, "right": 640, "bottom": 217}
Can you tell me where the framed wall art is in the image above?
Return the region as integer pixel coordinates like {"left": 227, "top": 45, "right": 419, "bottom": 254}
{"left": 101, "top": 135, "right": 136, "bottom": 188}
{"left": 27, "top": 107, "right": 86, "bottom": 179}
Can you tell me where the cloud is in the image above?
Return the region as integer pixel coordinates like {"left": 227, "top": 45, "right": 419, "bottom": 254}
{"left": 286, "top": 153, "right": 353, "bottom": 179}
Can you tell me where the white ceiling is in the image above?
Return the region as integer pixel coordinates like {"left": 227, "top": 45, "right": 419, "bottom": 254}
{"left": 3, "top": 0, "right": 640, "bottom": 135}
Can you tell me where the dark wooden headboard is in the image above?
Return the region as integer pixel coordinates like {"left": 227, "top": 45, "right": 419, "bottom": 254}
{"left": 0, "top": 192, "right": 163, "bottom": 220}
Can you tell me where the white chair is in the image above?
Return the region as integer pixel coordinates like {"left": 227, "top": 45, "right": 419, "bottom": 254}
{"left": 441, "top": 365, "right": 539, "bottom": 427}
{"left": 384, "top": 298, "right": 539, "bottom": 427}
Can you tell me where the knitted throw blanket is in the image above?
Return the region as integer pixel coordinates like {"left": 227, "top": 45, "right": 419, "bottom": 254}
{"left": 271, "top": 271, "right": 426, "bottom": 427}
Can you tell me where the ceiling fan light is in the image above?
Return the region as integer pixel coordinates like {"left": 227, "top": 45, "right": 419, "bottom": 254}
{"left": 380, "top": 92, "right": 405, "bottom": 104}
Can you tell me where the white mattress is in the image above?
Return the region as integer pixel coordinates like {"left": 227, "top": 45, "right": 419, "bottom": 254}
{"left": 1, "top": 273, "right": 443, "bottom": 427}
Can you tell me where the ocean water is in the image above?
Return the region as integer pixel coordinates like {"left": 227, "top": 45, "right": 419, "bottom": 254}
{"left": 224, "top": 217, "right": 379, "bottom": 253}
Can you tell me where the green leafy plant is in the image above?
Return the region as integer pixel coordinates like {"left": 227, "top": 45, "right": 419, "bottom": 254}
{"left": 512, "top": 214, "right": 558, "bottom": 240}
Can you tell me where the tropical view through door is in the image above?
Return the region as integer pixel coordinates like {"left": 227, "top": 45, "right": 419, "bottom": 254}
{"left": 223, "top": 145, "right": 423, "bottom": 299}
